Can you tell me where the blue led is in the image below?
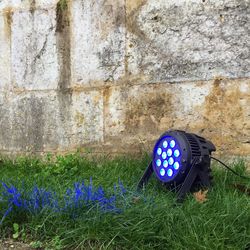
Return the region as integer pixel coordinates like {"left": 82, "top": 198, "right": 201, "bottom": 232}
{"left": 157, "top": 148, "right": 162, "bottom": 155}
{"left": 162, "top": 152, "right": 167, "bottom": 159}
{"left": 163, "top": 160, "right": 168, "bottom": 168}
{"left": 168, "top": 157, "right": 174, "bottom": 165}
{"left": 167, "top": 169, "right": 173, "bottom": 177}
{"left": 170, "top": 140, "right": 176, "bottom": 148}
{"left": 173, "top": 162, "right": 180, "bottom": 170}
{"left": 160, "top": 168, "right": 165, "bottom": 176}
{"left": 174, "top": 149, "right": 180, "bottom": 157}
{"left": 163, "top": 140, "right": 168, "bottom": 148}
{"left": 167, "top": 149, "right": 172, "bottom": 157}
{"left": 156, "top": 159, "right": 161, "bottom": 167}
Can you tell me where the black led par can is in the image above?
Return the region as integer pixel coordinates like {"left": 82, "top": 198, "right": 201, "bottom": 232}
{"left": 138, "top": 130, "right": 216, "bottom": 201}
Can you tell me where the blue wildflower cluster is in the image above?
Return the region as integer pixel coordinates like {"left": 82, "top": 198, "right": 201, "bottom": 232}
{"left": 0, "top": 179, "right": 126, "bottom": 224}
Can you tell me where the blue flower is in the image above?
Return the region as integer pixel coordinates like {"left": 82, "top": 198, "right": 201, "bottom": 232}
{"left": 0, "top": 179, "right": 129, "bottom": 223}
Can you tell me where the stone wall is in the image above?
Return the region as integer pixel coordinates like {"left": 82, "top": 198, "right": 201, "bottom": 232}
{"left": 0, "top": 0, "right": 249, "bottom": 157}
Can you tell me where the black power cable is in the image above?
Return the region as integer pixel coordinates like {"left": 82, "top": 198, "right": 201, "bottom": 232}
{"left": 210, "top": 156, "right": 250, "bottom": 180}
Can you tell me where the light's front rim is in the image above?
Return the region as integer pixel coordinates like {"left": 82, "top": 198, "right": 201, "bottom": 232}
{"left": 152, "top": 131, "right": 190, "bottom": 183}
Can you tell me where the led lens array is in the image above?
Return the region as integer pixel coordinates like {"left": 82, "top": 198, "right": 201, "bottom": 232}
{"left": 153, "top": 136, "right": 182, "bottom": 181}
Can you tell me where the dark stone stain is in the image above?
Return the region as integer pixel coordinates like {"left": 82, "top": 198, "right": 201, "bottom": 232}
{"left": 56, "top": 0, "right": 71, "bottom": 90}
{"left": 56, "top": 0, "right": 69, "bottom": 33}
{"left": 0, "top": 96, "right": 12, "bottom": 149}
{"left": 10, "top": 95, "right": 45, "bottom": 152}
{"left": 3, "top": 8, "right": 13, "bottom": 40}
{"left": 55, "top": 0, "right": 72, "bottom": 147}
{"left": 30, "top": 0, "right": 36, "bottom": 15}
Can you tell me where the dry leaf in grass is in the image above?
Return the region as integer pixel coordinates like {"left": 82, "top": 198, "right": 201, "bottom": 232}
{"left": 193, "top": 189, "right": 208, "bottom": 203}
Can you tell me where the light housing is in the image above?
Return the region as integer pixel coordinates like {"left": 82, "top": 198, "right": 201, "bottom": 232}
{"left": 138, "top": 130, "right": 216, "bottom": 201}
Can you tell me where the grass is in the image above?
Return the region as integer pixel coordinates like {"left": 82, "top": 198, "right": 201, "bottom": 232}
{"left": 0, "top": 153, "right": 249, "bottom": 249}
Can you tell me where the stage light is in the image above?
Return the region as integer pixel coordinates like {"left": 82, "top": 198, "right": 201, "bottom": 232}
{"left": 137, "top": 130, "right": 216, "bottom": 201}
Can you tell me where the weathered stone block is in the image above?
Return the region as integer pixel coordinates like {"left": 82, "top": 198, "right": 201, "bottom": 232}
{"left": 126, "top": 0, "right": 250, "bottom": 82}
{"left": 71, "top": 0, "right": 125, "bottom": 87}
{"left": 0, "top": 89, "right": 104, "bottom": 153}
{"left": 11, "top": 9, "right": 59, "bottom": 90}
{"left": 0, "top": 13, "right": 11, "bottom": 90}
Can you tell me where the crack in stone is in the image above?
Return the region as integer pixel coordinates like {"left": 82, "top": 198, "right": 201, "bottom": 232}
{"left": 33, "top": 34, "right": 48, "bottom": 65}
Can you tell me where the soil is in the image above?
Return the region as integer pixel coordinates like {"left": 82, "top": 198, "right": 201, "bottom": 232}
{"left": 0, "top": 239, "right": 33, "bottom": 250}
